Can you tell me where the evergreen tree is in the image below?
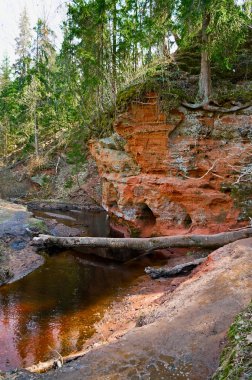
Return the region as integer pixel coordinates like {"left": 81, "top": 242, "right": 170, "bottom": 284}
{"left": 32, "top": 18, "right": 56, "bottom": 68}
{"left": 21, "top": 76, "right": 43, "bottom": 157}
{"left": 176, "top": 0, "right": 250, "bottom": 104}
{"left": 0, "top": 56, "right": 12, "bottom": 89}
{"left": 14, "top": 7, "right": 32, "bottom": 80}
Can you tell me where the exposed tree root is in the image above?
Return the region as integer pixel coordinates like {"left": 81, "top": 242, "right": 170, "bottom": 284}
{"left": 182, "top": 101, "right": 252, "bottom": 113}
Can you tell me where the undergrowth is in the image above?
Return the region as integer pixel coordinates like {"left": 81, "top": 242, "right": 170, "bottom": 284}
{"left": 212, "top": 301, "right": 252, "bottom": 380}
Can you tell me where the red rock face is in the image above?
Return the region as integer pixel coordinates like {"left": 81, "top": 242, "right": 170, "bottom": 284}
{"left": 90, "top": 93, "right": 252, "bottom": 237}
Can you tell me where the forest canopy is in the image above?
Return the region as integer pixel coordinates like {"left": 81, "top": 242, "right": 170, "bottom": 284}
{"left": 0, "top": 0, "right": 251, "bottom": 164}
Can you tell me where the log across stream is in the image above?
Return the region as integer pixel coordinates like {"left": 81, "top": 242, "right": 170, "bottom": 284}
{"left": 34, "top": 227, "right": 252, "bottom": 251}
{"left": 0, "top": 208, "right": 209, "bottom": 372}
{"left": 2, "top": 207, "right": 250, "bottom": 374}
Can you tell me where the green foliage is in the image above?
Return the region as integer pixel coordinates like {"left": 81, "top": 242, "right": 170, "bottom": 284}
{"left": 64, "top": 177, "right": 74, "bottom": 189}
{"left": 14, "top": 7, "right": 32, "bottom": 79}
{"left": 176, "top": 0, "right": 250, "bottom": 64}
{"left": 212, "top": 301, "right": 252, "bottom": 380}
{"left": 231, "top": 182, "right": 252, "bottom": 221}
{"left": 27, "top": 217, "right": 49, "bottom": 234}
{"left": 174, "top": 0, "right": 251, "bottom": 100}
{"left": 0, "top": 0, "right": 251, "bottom": 166}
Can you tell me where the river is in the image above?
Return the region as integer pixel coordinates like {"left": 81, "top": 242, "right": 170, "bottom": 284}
{"left": 0, "top": 209, "right": 172, "bottom": 371}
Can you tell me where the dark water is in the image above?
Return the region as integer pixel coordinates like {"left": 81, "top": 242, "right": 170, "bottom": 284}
{"left": 0, "top": 250, "right": 166, "bottom": 371}
{"left": 33, "top": 209, "right": 110, "bottom": 237}
{"left": 0, "top": 209, "right": 176, "bottom": 371}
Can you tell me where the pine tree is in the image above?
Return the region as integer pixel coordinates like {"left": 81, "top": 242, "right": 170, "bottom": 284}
{"left": 32, "top": 18, "right": 56, "bottom": 68}
{"left": 15, "top": 7, "right": 32, "bottom": 80}
{"left": 21, "top": 76, "right": 44, "bottom": 158}
{"left": 0, "top": 56, "right": 12, "bottom": 90}
{"left": 177, "top": 0, "right": 250, "bottom": 104}
{"left": 18, "top": 18, "right": 57, "bottom": 157}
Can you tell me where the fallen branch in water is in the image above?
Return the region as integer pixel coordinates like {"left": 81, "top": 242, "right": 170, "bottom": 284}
{"left": 26, "top": 347, "right": 93, "bottom": 373}
{"left": 145, "top": 257, "right": 206, "bottom": 279}
{"left": 33, "top": 228, "right": 252, "bottom": 251}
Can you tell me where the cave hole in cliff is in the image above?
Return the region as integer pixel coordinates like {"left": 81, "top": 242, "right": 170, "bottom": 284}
{"left": 139, "top": 204, "right": 156, "bottom": 226}
{"left": 184, "top": 213, "right": 192, "bottom": 228}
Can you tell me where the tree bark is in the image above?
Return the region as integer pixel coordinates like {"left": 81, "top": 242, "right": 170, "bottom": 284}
{"left": 34, "top": 110, "right": 39, "bottom": 158}
{"left": 112, "top": 0, "right": 117, "bottom": 95}
{"left": 145, "top": 258, "right": 206, "bottom": 279}
{"left": 33, "top": 228, "right": 252, "bottom": 251}
{"left": 198, "top": 10, "right": 211, "bottom": 104}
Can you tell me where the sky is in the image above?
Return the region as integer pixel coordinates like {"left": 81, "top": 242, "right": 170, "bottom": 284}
{"left": 0, "top": 0, "right": 68, "bottom": 64}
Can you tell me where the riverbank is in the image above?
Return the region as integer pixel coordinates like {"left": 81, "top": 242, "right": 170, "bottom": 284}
{"left": 3, "top": 237, "right": 250, "bottom": 380}
{"left": 0, "top": 200, "right": 45, "bottom": 285}
{"left": 0, "top": 199, "right": 251, "bottom": 379}
{"left": 37, "top": 238, "right": 251, "bottom": 380}
{"left": 0, "top": 198, "right": 106, "bottom": 286}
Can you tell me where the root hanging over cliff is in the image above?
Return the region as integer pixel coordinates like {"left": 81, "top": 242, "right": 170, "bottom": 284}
{"left": 33, "top": 228, "right": 252, "bottom": 252}
{"left": 181, "top": 101, "right": 252, "bottom": 113}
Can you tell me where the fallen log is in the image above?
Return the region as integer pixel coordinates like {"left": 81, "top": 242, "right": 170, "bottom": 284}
{"left": 145, "top": 257, "right": 206, "bottom": 279}
{"left": 33, "top": 228, "right": 252, "bottom": 251}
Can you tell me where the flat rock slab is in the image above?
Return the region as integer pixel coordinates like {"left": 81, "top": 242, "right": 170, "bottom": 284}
{"left": 0, "top": 200, "right": 44, "bottom": 285}
{"left": 32, "top": 238, "right": 252, "bottom": 380}
{"left": 27, "top": 200, "right": 103, "bottom": 212}
{"left": 0, "top": 200, "right": 32, "bottom": 238}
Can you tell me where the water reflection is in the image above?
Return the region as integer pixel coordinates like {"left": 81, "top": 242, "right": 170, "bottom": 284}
{"left": 0, "top": 248, "right": 172, "bottom": 371}
{"left": 0, "top": 209, "right": 197, "bottom": 371}
{"left": 33, "top": 209, "right": 110, "bottom": 237}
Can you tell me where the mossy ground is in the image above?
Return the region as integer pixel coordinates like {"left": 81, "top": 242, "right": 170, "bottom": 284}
{"left": 212, "top": 301, "right": 252, "bottom": 380}
{"left": 89, "top": 58, "right": 252, "bottom": 142}
{"left": 0, "top": 241, "right": 14, "bottom": 284}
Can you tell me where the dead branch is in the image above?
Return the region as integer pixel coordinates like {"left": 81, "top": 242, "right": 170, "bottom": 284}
{"left": 145, "top": 257, "right": 206, "bottom": 279}
{"left": 184, "top": 159, "right": 219, "bottom": 180}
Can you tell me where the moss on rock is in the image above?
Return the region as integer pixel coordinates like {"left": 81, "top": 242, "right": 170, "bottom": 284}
{"left": 212, "top": 301, "right": 252, "bottom": 380}
{"left": 27, "top": 218, "right": 49, "bottom": 234}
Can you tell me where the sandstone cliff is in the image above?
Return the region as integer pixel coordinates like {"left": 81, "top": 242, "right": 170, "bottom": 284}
{"left": 90, "top": 88, "right": 252, "bottom": 237}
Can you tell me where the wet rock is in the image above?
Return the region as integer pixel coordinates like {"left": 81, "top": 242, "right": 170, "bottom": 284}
{"left": 50, "top": 223, "right": 83, "bottom": 237}
{"left": 10, "top": 239, "right": 27, "bottom": 251}
{"left": 0, "top": 200, "right": 44, "bottom": 286}
{"left": 0, "top": 201, "right": 33, "bottom": 238}
{"left": 26, "top": 218, "right": 49, "bottom": 235}
{"left": 27, "top": 200, "right": 103, "bottom": 212}
{"left": 0, "top": 370, "right": 39, "bottom": 380}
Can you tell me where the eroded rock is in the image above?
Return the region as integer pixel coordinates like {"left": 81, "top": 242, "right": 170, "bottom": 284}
{"left": 90, "top": 93, "right": 252, "bottom": 237}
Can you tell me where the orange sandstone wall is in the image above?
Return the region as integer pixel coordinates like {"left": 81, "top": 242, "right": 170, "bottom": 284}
{"left": 90, "top": 93, "right": 252, "bottom": 237}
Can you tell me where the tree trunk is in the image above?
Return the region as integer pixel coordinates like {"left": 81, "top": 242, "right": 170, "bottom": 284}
{"left": 111, "top": 0, "right": 117, "bottom": 96}
{"left": 198, "top": 10, "right": 211, "bottom": 104}
{"left": 33, "top": 228, "right": 252, "bottom": 251}
{"left": 34, "top": 109, "right": 39, "bottom": 158}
